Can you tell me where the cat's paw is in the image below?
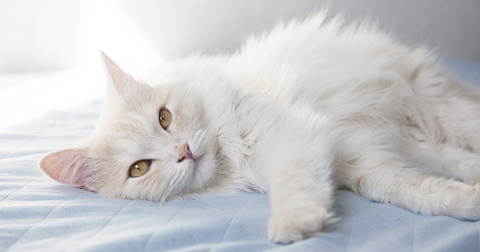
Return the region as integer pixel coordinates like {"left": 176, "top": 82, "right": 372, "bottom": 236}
{"left": 455, "top": 183, "right": 480, "bottom": 220}
{"left": 267, "top": 207, "right": 335, "bottom": 244}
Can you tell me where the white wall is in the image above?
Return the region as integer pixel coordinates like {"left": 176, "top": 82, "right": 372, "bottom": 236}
{"left": 115, "top": 0, "right": 480, "bottom": 61}
{"left": 0, "top": 0, "right": 479, "bottom": 73}
{"left": 0, "top": 0, "right": 81, "bottom": 72}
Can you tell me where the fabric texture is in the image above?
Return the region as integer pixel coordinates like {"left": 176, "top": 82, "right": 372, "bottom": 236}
{"left": 0, "top": 59, "right": 479, "bottom": 251}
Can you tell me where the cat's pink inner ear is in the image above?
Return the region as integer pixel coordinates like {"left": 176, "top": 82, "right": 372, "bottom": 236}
{"left": 39, "top": 149, "right": 90, "bottom": 188}
{"left": 101, "top": 51, "right": 135, "bottom": 96}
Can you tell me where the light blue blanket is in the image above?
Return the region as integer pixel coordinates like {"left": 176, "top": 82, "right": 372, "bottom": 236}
{"left": 0, "top": 59, "right": 479, "bottom": 251}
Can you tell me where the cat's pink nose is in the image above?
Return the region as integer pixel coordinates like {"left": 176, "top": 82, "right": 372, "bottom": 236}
{"left": 177, "top": 144, "right": 194, "bottom": 162}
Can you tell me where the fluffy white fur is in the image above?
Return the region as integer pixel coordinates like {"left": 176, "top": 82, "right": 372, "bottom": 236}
{"left": 40, "top": 13, "right": 480, "bottom": 243}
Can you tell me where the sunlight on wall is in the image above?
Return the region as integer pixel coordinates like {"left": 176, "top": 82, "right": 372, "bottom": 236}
{"left": 0, "top": 0, "right": 81, "bottom": 72}
{"left": 0, "top": 0, "right": 161, "bottom": 132}
{"left": 79, "top": 0, "right": 162, "bottom": 78}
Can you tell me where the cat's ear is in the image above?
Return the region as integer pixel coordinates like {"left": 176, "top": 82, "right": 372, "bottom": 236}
{"left": 100, "top": 51, "right": 136, "bottom": 97}
{"left": 39, "top": 148, "right": 94, "bottom": 189}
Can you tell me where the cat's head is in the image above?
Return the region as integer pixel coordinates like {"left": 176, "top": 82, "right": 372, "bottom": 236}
{"left": 39, "top": 53, "right": 219, "bottom": 202}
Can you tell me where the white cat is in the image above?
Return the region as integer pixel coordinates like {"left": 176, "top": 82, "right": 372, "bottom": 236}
{"left": 39, "top": 13, "right": 480, "bottom": 243}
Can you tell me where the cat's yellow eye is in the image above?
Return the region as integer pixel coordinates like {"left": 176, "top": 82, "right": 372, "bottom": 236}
{"left": 129, "top": 160, "right": 149, "bottom": 177}
{"left": 159, "top": 108, "right": 171, "bottom": 130}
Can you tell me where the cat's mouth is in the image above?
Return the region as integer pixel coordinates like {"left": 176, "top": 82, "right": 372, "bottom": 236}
{"left": 176, "top": 147, "right": 203, "bottom": 169}
{"left": 177, "top": 156, "right": 190, "bottom": 162}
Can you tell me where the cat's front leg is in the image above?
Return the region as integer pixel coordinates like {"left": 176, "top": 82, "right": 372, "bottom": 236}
{"left": 261, "top": 116, "right": 338, "bottom": 243}
{"left": 267, "top": 161, "right": 337, "bottom": 244}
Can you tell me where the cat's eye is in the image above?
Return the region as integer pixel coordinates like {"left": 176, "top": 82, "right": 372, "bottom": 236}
{"left": 129, "top": 160, "right": 150, "bottom": 177}
{"left": 159, "top": 108, "right": 171, "bottom": 130}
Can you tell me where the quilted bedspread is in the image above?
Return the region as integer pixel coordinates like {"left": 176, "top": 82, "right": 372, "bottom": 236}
{"left": 0, "top": 59, "right": 479, "bottom": 251}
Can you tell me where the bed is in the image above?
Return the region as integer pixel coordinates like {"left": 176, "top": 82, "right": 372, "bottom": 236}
{"left": 1, "top": 59, "right": 479, "bottom": 251}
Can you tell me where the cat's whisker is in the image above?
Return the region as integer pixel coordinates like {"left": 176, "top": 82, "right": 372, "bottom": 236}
{"left": 161, "top": 169, "right": 186, "bottom": 202}
{"left": 160, "top": 188, "right": 173, "bottom": 203}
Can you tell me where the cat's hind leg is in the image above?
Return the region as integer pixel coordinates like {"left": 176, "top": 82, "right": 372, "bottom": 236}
{"left": 402, "top": 122, "right": 480, "bottom": 185}
{"left": 338, "top": 158, "right": 480, "bottom": 220}
{"left": 424, "top": 144, "right": 480, "bottom": 185}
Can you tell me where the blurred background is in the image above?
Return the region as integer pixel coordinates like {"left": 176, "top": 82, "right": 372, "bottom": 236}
{"left": 0, "top": 0, "right": 479, "bottom": 131}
